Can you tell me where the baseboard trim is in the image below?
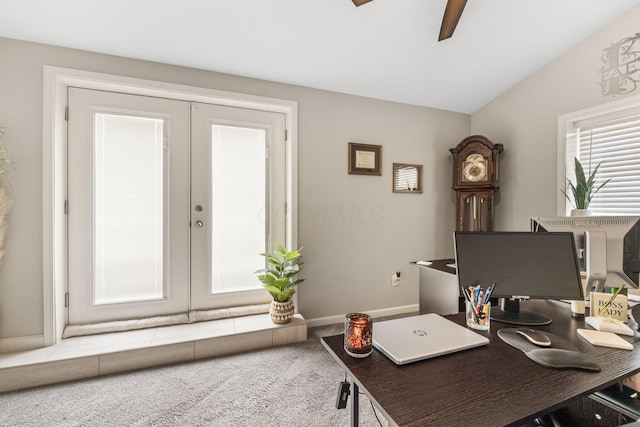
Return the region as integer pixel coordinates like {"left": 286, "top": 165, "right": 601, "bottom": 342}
{"left": 306, "top": 304, "right": 419, "bottom": 328}
{"left": 0, "top": 335, "right": 44, "bottom": 354}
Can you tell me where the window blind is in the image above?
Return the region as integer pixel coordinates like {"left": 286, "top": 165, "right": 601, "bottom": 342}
{"left": 574, "top": 113, "right": 640, "bottom": 215}
{"left": 394, "top": 165, "right": 418, "bottom": 191}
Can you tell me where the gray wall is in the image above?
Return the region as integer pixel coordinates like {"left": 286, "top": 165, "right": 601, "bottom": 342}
{"left": 471, "top": 6, "right": 640, "bottom": 231}
{"left": 0, "top": 37, "right": 469, "bottom": 340}
{"left": 4, "top": 3, "right": 638, "bottom": 342}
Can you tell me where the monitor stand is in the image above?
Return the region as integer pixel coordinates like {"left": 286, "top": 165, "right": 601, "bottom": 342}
{"left": 490, "top": 298, "right": 552, "bottom": 326}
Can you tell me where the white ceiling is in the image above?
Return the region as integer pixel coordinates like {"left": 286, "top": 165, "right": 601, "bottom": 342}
{"left": 2, "top": 0, "right": 640, "bottom": 114}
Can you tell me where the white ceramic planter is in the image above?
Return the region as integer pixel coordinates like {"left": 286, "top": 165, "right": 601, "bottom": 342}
{"left": 570, "top": 209, "right": 591, "bottom": 217}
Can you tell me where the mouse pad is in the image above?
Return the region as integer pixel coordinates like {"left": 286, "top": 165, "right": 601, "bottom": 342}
{"left": 497, "top": 328, "right": 601, "bottom": 372}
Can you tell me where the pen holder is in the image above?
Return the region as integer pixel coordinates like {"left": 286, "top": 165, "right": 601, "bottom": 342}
{"left": 466, "top": 301, "right": 490, "bottom": 331}
{"left": 344, "top": 313, "right": 373, "bottom": 358}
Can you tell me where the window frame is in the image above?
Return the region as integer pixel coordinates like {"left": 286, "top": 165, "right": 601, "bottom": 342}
{"left": 557, "top": 93, "right": 640, "bottom": 216}
{"left": 43, "top": 66, "right": 298, "bottom": 346}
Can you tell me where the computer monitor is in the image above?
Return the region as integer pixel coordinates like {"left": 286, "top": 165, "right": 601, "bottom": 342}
{"left": 531, "top": 216, "right": 640, "bottom": 294}
{"left": 454, "top": 231, "right": 584, "bottom": 326}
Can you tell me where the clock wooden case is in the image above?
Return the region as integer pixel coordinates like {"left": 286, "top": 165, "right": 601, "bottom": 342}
{"left": 450, "top": 136, "right": 503, "bottom": 232}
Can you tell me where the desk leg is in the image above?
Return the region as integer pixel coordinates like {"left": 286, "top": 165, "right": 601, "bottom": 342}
{"left": 351, "top": 382, "right": 359, "bottom": 427}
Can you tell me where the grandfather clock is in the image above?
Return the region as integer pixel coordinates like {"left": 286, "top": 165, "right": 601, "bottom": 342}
{"left": 450, "top": 136, "right": 503, "bottom": 232}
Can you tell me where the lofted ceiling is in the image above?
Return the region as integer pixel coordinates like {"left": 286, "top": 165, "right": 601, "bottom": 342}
{"left": 1, "top": 0, "right": 639, "bottom": 114}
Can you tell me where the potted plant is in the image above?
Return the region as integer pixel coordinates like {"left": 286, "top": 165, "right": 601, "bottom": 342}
{"left": 561, "top": 157, "right": 611, "bottom": 216}
{"left": 256, "top": 244, "right": 304, "bottom": 324}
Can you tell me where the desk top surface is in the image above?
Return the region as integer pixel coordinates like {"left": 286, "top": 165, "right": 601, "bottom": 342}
{"left": 412, "top": 258, "right": 456, "bottom": 274}
{"left": 321, "top": 300, "right": 640, "bottom": 427}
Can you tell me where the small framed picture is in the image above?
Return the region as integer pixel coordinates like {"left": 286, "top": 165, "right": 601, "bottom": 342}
{"left": 348, "top": 142, "right": 382, "bottom": 175}
{"left": 393, "top": 163, "right": 423, "bottom": 193}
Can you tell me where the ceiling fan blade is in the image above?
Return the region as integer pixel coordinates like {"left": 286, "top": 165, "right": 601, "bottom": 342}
{"left": 352, "top": 0, "right": 373, "bottom": 6}
{"left": 438, "top": 0, "right": 467, "bottom": 41}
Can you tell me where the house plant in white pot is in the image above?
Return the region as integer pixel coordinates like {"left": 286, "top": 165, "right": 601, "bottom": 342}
{"left": 561, "top": 157, "right": 611, "bottom": 216}
{"left": 256, "top": 244, "right": 303, "bottom": 324}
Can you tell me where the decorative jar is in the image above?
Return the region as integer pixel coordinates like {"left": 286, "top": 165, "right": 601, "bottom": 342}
{"left": 344, "top": 313, "right": 373, "bottom": 358}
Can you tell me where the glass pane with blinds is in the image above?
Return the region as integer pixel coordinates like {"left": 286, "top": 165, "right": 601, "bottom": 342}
{"left": 395, "top": 166, "right": 418, "bottom": 191}
{"left": 576, "top": 115, "right": 640, "bottom": 215}
{"left": 211, "top": 125, "right": 267, "bottom": 293}
{"left": 94, "top": 113, "right": 165, "bottom": 304}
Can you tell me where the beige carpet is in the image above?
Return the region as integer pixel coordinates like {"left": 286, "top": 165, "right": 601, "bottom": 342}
{"left": 0, "top": 324, "right": 387, "bottom": 427}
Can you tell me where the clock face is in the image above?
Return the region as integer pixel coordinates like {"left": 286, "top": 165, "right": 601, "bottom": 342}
{"left": 462, "top": 154, "right": 488, "bottom": 182}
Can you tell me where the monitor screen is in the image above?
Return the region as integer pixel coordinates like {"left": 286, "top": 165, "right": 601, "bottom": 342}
{"left": 454, "top": 231, "right": 583, "bottom": 325}
{"left": 531, "top": 216, "right": 640, "bottom": 290}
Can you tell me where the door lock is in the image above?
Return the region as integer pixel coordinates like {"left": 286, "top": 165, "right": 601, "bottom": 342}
{"left": 194, "top": 220, "right": 203, "bottom": 228}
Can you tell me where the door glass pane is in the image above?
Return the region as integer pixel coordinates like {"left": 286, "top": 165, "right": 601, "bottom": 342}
{"left": 94, "top": 113, "right": 164, "bottom": 304}
{"left": 211, "top": 125, "right": 266, "bottom": 293}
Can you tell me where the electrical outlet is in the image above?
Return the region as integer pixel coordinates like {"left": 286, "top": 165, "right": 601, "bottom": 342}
{"left": 391, "top": 272, "right": 401, "bottom": 287}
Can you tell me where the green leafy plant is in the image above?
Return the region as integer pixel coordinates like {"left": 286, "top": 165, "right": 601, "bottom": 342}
{"left": 561, "top": 157, "right": 611, "bottom": 210}
{"left": 256, "top": 244, "right": 304, "bottom": 302}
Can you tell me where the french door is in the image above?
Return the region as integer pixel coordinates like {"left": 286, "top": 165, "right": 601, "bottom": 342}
{"left": 190, "top": 102, "right": 285, "bottom": 310}
{"left": 67, "top": 88, "right": 285, "bottom": 325}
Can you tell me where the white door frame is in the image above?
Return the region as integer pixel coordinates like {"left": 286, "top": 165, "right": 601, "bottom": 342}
{"left": 43, "top": 66, "right": 298, "bottom": 346}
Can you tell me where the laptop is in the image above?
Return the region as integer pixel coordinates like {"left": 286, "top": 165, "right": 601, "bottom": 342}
{"left": 372, "top": 313, "right": 489, "bottom": 365}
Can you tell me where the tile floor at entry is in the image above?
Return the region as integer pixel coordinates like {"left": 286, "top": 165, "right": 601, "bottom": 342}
{"left": 0, "top": 313, "right": 307, "bottom": 393}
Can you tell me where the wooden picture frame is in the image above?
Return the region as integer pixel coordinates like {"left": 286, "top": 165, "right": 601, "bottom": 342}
{"left": 392, "top": 163, "right": 423, "bottom": 193}
{"left": 348, "top": 142, "right": 382, "bottom": 175}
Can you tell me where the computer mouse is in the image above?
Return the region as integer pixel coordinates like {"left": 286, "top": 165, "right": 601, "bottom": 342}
{"left": 516, "top": 328, "right": 552, "bottom": 347}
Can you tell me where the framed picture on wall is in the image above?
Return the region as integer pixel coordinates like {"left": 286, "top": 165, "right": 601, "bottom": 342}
{"left": 392, "top": 163, "right": 423, "bottom": 193}
{"left": 348, "top": 142, "right": 382, "bottom": 175}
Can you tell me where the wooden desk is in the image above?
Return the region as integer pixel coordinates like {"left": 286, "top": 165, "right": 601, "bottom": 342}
{"left": 321, "top": 300, "right": 640, "bottom": 426}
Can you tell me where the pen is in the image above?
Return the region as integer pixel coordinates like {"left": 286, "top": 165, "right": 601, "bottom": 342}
{"left": 461, "top": 286, "right": 481, "bottom": 323}
{"left": 476, "top": 291, "right": 484, "bottom": 312}
{"left": 597, "top": 284, "right": 626, "bottom": 317}
{"left": 482, "top": 281, "right": 496, "bottom": 304}
{"left": 482, "top": 285, "right": 492, "bottom": 305}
